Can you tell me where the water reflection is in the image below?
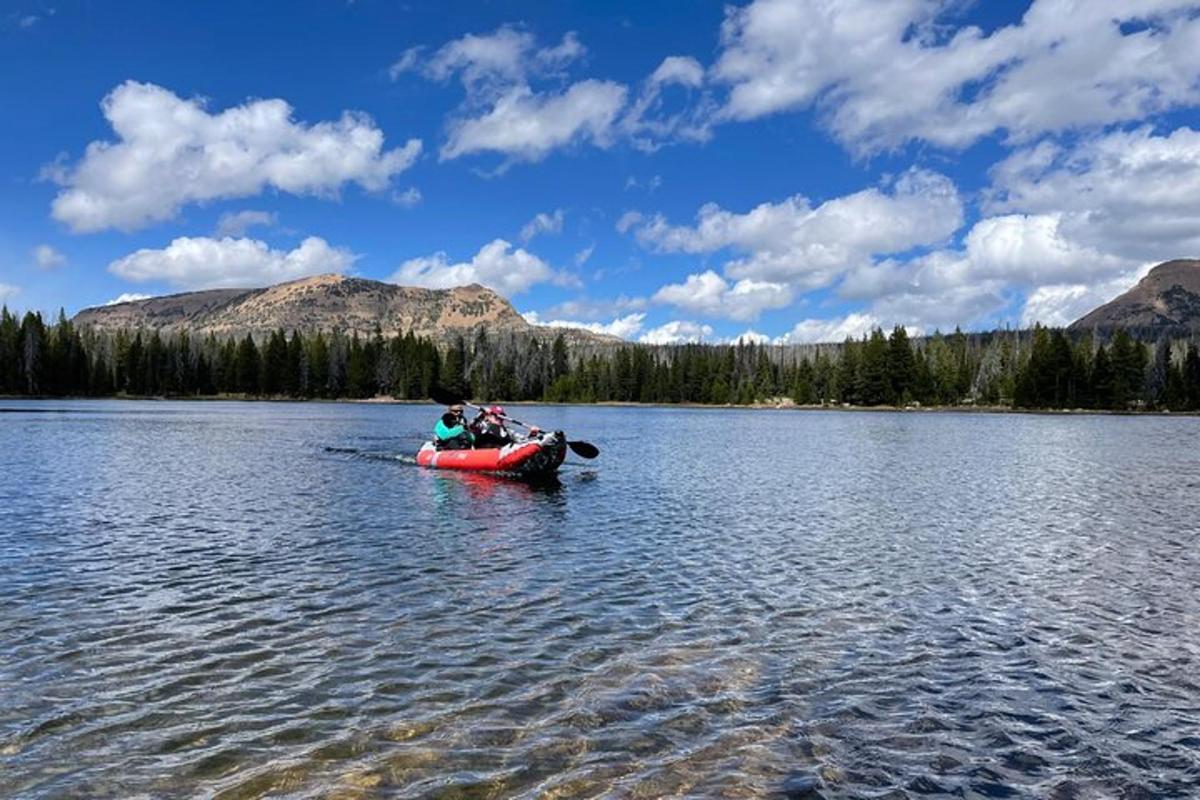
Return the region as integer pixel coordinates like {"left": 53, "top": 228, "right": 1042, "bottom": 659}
{"left": 1, "top": 401, "right": 1199, "bottom": 798}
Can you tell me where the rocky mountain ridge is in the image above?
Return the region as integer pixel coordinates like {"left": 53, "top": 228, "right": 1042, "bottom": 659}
{"left": 73, "top": 274, "right": 616, "bottom": 347}
{"left": 1071, "top": 259, "right": 1200, "bottom": 331}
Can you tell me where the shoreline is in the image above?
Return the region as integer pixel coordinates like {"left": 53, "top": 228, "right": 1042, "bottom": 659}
{"left": 1, "top": 393, "right": 1194, "bottom": 417}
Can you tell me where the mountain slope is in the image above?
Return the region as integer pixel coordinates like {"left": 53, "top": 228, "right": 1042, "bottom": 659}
{"left": 1071, "top": 259, "right": 1200, "bottom": 330}
{"left": 73, "top": 274, "right": 615, "bottom": 346}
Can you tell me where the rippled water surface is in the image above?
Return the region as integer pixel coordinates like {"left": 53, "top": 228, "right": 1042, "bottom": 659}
{"left": 2, "top": 400, "right": 1200, "bottom": 799}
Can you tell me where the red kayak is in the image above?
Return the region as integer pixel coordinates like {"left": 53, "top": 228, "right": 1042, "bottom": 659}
{"left": 416, "top": 430, "right": 568, "bottom": 478}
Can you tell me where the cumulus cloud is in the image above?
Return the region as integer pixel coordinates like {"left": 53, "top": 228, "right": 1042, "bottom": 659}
{"left": 391, "top": 238, "right": 566, "bottom": 296}
{"left": 639, "top": 319, "right": 715, "bottom": 345}
{"left": 776, "top": 312, "right": 883, "bottom": 344}
{"left": 50, "top": 81, "right": 421, "bottom": 232}
{"left": 108, "top": 236, "right": 356, "bottom": 289}
{"left": 396, "top": 26, "right": 627, "bottom": 163}
{"left": 730, "top": 329, "right": 770, "bottom": 344}
{"left": 650, "top": 56, "right": 705, "bottom": 89}
{"left": 520, "top": 209, "right": 564, "bottom": 242}
{"left": 523, "top": 310, "right": 645, "bottom": 339}
{"left": 713, "top": 0, "right": 1200, "bottom": 153}
{"left": 32, "top": 244, "right": 66, "bottom": 270}
{"left": 987, "top": 126, "right": 1200, "bottom": 262}
{"left": 0, "top": 284, "right": 19, "bottom": 304}
{"left": 1020, "top": 265, "right": 1155, "bottom": 327}
{"left": 846, "top": 125, "right": 1200, "bottom": 331}
{"left": 442, "top": 80, "right": 627, "bottom": 161}
{"left": 104, "top": 293, "right": 154, "bottom": 306}
{"left": 402, "top": 26, "right": 710, "bottom": 161}
{"left": 630, "top": 169, "right": 962, "bottom": 299}
{"left": 651, "top": 270, "right": 792, "bottom": 321}
{"left": 215, "top": 210, "right": 276, "bottom": 238}
{"left": 394, "top": 26, "right": 584, "bottom": 90}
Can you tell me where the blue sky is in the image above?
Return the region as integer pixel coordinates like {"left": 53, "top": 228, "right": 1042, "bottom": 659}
{"left": 3, "top": 0, "right": 1200, "bottom": 343}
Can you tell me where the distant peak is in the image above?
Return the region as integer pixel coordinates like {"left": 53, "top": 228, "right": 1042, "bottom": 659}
{"left": 281, "top": 273, "right": 348, "bottom": 288}
{"left": 1071, "top": 258, "right": 1200, "bottom": 330}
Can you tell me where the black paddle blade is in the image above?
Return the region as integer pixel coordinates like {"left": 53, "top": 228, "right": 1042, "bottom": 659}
{"left": 567, "top": 440, "right": 599, "bottom": 459}
{"left": 429, "top": 386, "right": 464, "bottom": 406}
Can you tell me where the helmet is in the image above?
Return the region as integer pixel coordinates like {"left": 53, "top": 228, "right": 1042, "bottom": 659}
{"left": 488, "top": 405, "right": 505, "bottom": 416}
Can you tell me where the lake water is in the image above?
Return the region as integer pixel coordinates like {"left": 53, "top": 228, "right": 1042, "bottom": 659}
{"left": 2, "top": 400, "right": 1199, "bottom": 799}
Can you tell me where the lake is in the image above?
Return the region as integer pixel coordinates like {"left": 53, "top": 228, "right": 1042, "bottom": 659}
{"left": 2, "top": 400, "right": 1199, "bottom": 798}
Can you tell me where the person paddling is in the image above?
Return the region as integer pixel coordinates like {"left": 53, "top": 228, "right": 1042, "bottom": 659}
{"left": 433, "top": 404, "right": 474, "bottom": 450}
{"left": 470, "top": 405, "right": 514, "bottom": 448}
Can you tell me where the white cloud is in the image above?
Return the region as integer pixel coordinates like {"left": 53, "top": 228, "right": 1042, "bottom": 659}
{"left": 776, "top": 312, "right": 882, "bottom": 344}
{"left": 826, "top": 125, "right": 1200, "bottom": 331}
{"left": 615, "top": 210, "right": 644, "bottom": 233}
{"left": 0, "top": 284, "right": 19, "bottom": 304}
{"left": 108, "top": 236, "right": 356, "bottom": 289}
{"left": 50, "top": 81, "right": 421, "bottom": 232}
{"left": 960, "top": 214, "right": 1130, "bottom": 286}
{"left": 1020, "top": 265, "right": 1155, "bottom": 327}
{"left": 573, "top": 244, "right": 595, "bottom": 266}
{"left": 631, "top": 169, "right": 962, "bottom": 288}
{"left": 104, "top": 293, "right": 154, "bottom": 306}
{"left": 650, "top": 56, "right": 705, "bottom": 89}
{"left": 399, "top": 27, "right": 625, "bottom": 164}
{"left": 399, "top": 27, "right": 584, "bottom": 91}
{"left": 442, "top": 80, "right": 627, "bottom": 162}
{"left": 651, "top": 269, "right": 792, "bottom": 321}
{"left": 867, "top": 279, "right": 1007, "bottom": 334}
{"left": 830, "top": 214, "right": 1139, "bottom": 333}
{"left": 520, "top": 209, "right": 564, "bottom": 242}
{"left": 713, "top": 0, "right": 1200, "bottom": 153}
{"left": 638, "top": 319, "right": 715, "bottom": 345}
{"left": 540, "top": 295, "right": 647, "bottom": 321}
{"left": 730, "top": 329, "right": 770, "bottom": 344}
{"left": 33, "top": 244, "right": 66, "bottom": 270}
{"left": 392, "top": 187, "right": 423, "bottom": 207}
{"left": 391, "top": 238, "right": 564, "bottom": 296}
{"left": 523, "top": 310, "right": 645, "bottom": 339}
{"left": 215, "top": 209, "right": 276, "bottom": 238}
{"left": 623, "top": 56, "right": 715, "bottom": 152}
{"left": 624, "top": 174, "right": 663, "bottom": 193}
{"left": 987, "top": 126, "right": 1200, "bottom": 262}
{"left": 388, "top": 46, "right": 424, "bottom": 80}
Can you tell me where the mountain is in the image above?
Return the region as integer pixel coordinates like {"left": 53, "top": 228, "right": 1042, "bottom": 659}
{"left": 73, "top": 274, "right": 616, "bottom": 346}
{"left": 1071, "top": 259, "right": 1200, "bottom": 331}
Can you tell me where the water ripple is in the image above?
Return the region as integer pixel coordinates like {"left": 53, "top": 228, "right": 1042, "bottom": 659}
{"left": 1, "top": 402, "right": 1199, "bottom": 798}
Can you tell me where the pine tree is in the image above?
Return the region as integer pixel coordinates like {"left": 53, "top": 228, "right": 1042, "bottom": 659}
{"left": 887, "top": 325, "right": 914, "bottom": 403}
{"left": 859, "top": 329, "right": 892, "bottom": 406}
{"left": 235, "top": 334, "right": 260, "bottom": 395}
{"left": 1091, "top": 345, "right": 1114, "bottom": 409}
{"left": 836, "top": 337, "right": 860, "bottom": 404}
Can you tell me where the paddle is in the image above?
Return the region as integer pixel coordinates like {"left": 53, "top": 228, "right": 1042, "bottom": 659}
{"left": 429, "top": 387, "right": 600, "bottom": 459}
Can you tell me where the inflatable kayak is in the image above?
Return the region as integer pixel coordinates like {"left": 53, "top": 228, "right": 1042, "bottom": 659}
{"left": 416, "top": 430, "right": 568, "bottom": 478}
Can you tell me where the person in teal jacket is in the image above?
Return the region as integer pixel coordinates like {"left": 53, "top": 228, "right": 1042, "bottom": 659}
{"left": 434, "top": 404, "right": 474, "bottom": 450}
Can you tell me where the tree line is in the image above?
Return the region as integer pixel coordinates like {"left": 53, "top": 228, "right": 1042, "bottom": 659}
{"left": 3, "top": 306, "right": 1200, "bottom": 411}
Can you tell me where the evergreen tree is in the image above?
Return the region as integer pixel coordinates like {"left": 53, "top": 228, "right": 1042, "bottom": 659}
{"left": 235, "top": 334, "right": 260, "bottom": 395}
{"left": 1091, "top": 345, "right": 1114, "bottom": 409}
{"left": 887, "top": 325, "right": 914, "bottom": 403}
{"left": 858, "top": 329, "right": 892, "bottom": 406}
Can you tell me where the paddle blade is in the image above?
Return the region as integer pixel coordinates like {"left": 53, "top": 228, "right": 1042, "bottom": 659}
{"left": 430, "top": 386, "right": 463, "bottom": 407}
{"left": 567, "top": 440, "right": 599, "bottom": 459}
